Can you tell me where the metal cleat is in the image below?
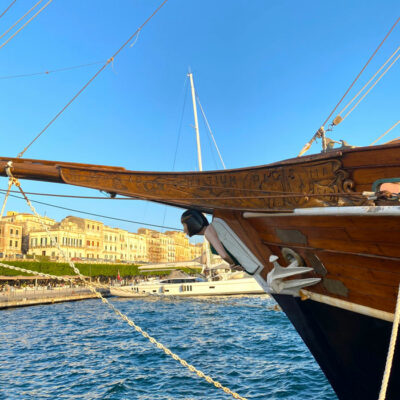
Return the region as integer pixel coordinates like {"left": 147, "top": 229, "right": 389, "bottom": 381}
{"left": 267, "top": 255, "right": 321, "bottom": 296}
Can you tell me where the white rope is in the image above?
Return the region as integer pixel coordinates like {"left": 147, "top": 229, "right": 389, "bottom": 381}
{"left": 378, "top": 283, "right": 400, "bottom": 400}
{"left": 0, "top": 161, "right": 17, "bottom": 219}
{"left": 0, "top": 179, "right": 13, "bottom": 218}
{"left": 338, "top": 46, "right": 400, "bottom": 117}
{"left": 341, "top": 51, "right": 400, "bottom": 122}
{"left": 2, "top": 168, "right": 248, "bottom": 400}
{"left": 0, "top": 0, "right": 44, "bottom": 41}
{"left": 0, "top": 0, "right": 53, "bottom": 51}
{"left": 370, "top": 120, "right": 400, "bottom": 146}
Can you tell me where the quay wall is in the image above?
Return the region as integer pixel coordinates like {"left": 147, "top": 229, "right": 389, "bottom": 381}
{"left": 0, "top": 287, "right": 109, "bottom": 309}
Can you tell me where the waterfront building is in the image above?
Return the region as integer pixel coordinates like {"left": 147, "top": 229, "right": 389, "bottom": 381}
{"left": 28, "top": 217, "right": 85, "bottom": 260}
{"left": 0, "top": 221, "right": 23, "bottom": 258}
{"left": 164, "top": 231, "right": 190, "bottom": 261}
{"left": 103, "top": 225, "right": 119, "bottom": 262}
{"left": 126, "top": 232, "right": 147, "bottom": 263}
{"left": 1, "top": 212, "right": 203, "bottom": 263}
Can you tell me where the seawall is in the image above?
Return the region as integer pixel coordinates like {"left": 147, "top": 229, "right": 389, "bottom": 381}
{"left": 0, "top": 286, "right": 110, "bottom": 309}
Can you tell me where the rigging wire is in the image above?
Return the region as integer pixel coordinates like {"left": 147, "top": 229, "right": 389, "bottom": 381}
{"left": 298, "top": 16, "right": 400, "bottom": 156}
{"left": 0, "top": 0, "right": 43, "bottom": 41}
{"left": 0, "top": 187, "right": 367, "bottom": 201}
{"left": 0, "top": 0, "right": 52, "bottom": 51}
{"left": 0, "top": 0, "right": 17, "bottom": 19}
{"left": 17, "top": 0, "right": 170, "bottom": 159}
{"left": 371, "top": 120, "right": 400, "bottom": 145}
{"left": 196, "top": 94, "right": 226, "bottom": 169}
{"left": 340, "top": 50, "right": 400, "bottom": 122}
{"left": 202, "top": 112, "right": 219, "bottom": 170}
{"left": 0, "top": 188, "right": 135, "bottom": 199}
{"left": 172, "top": 75, "right": 190, "bottom": 171}
{"left": 0, "top": 60, "right": 105, "bottom": 80}
{"left": 337, "top": 46, "right": 400, "bottom": 118}
{"left": 0, "top": 178, "right": 370, "bottom": 196}
{"left": 5, "top": 192, "right": 183, "bottom": 231}
{"left": 162, "top": 75, "right": 189, "bottom": 226}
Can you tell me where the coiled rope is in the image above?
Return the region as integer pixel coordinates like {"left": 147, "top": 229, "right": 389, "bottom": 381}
{"left": 0, "top": 167, "right": 249, "bottom": 400}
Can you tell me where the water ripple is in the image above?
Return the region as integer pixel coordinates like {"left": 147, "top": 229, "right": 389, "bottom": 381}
{"left": 0, "top": 296, "right": 337, "bottom": 399}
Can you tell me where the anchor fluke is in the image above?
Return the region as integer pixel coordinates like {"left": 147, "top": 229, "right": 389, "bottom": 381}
{"left": 267, "top": 254, "right": 321, "bottom": 296}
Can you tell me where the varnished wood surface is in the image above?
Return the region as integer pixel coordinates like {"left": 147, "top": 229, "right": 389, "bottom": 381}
{"left": 3, "top": 142, "right": 400, "bottom": 212}
{"left": 245, "top": 214, "right": 400, "bottom": 314}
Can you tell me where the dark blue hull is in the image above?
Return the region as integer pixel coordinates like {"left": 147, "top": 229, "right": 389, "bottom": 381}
{"left": 273, "top": 294, "right": 400, "bottom": 400}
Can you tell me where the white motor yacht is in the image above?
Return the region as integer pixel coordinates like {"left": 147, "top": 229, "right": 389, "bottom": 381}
{"left": 110, "top": 265, "right": 264, "bottom": 298}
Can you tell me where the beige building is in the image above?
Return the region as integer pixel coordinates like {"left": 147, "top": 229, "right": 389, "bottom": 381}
{"left": 127, "top": 232, "right": 147, "bottom": 263}
{"left": 165, "top": 231, "right": 190, "bottom": 261}
{"left": 103, "top": 226, "right": 119, "bottom": 262}
{"left": 1, "top": 211, "right": 203, "bottom": 263}
{"left": 0, "top": 221, "right": 23, "bottom": 258}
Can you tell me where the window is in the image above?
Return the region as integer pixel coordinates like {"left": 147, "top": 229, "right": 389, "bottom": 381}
{"left": 10, "top": 229, "right": 13, "bottom": 234}
{"left": 97, "top": 226, "right": 99, "bottom": 231}
{"left": 16, "top": 230, "right": 19, "bottom": 235}
{"left": 87, "top": 240, "right": 90, "bottom": 246}
{"left": 97, "top": 241, "right": 99, "bottom": 247}
{"left": 92, "top": 241, "right": 94, "bottom": 246}
{"left": 9, "top": 240, "right": 12, "bottom": 247}
{"left": 15, "top": 241, "right": 18, "bottom": 247}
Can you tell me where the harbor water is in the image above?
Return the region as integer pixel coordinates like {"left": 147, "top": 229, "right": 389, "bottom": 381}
{"left": 0, "top": 295, "right": 337, "bottom": 399}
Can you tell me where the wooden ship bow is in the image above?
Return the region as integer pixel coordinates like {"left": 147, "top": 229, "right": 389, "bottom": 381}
{"left": 1, "top": 142, "right": 400, "bottom": 400}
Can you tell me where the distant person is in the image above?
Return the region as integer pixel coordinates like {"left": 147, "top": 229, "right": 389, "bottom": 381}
{"left": 181, "top": 209, "right": 243, "bottom": 270}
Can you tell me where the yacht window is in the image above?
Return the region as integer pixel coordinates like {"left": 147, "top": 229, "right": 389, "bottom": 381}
{"left": 209, "top": 286, "right": 215, "bottom": 289}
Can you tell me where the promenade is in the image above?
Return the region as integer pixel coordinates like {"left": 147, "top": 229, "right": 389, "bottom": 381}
{"left": 0, "top": 286, "right": 110, "bottom": 309}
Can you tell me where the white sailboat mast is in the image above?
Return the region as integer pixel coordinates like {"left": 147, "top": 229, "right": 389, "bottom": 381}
{"left": 188, "top": 72, "right": 203, "bottom": 172}
{"left": 188, "top": 71, "right": 211, "bottom": 268}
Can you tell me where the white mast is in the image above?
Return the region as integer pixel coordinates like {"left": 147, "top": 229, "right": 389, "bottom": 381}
{"left": 188, "top": 72, "right": 203, "bottom": 172}
{"left": 188, "top": 71, "right": 211, "bottom": 268}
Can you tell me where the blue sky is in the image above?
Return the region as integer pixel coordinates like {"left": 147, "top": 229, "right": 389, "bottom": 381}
{"left": 1, "top": 0, "right": 399, "bottom": 234}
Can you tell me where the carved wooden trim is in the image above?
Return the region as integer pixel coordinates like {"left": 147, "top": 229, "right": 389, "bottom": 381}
{"left": 59, "top": 158, "right": 366, "bottom": 211}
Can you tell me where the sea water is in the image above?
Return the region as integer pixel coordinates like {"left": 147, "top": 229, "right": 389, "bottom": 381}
{"left": 0, "top": 296, "right": 337, "bottom": 399}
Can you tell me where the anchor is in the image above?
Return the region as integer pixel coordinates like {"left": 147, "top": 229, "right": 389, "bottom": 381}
{"left": 266, "top": 255, "right": 321, "bottom": 296}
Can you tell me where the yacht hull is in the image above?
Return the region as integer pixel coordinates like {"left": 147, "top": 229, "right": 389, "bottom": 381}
{"left": 111, "top": 277, "right": 264, "bottom": 298}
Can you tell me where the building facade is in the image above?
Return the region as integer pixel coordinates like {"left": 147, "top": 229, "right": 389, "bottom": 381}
{"left": 0, "top": 211, "right": 203, "bottom": 263}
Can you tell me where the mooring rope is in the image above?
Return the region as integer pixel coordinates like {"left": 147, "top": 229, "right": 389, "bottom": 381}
{"left": 0, "top": 168, "right": 249, "bottom": 400}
